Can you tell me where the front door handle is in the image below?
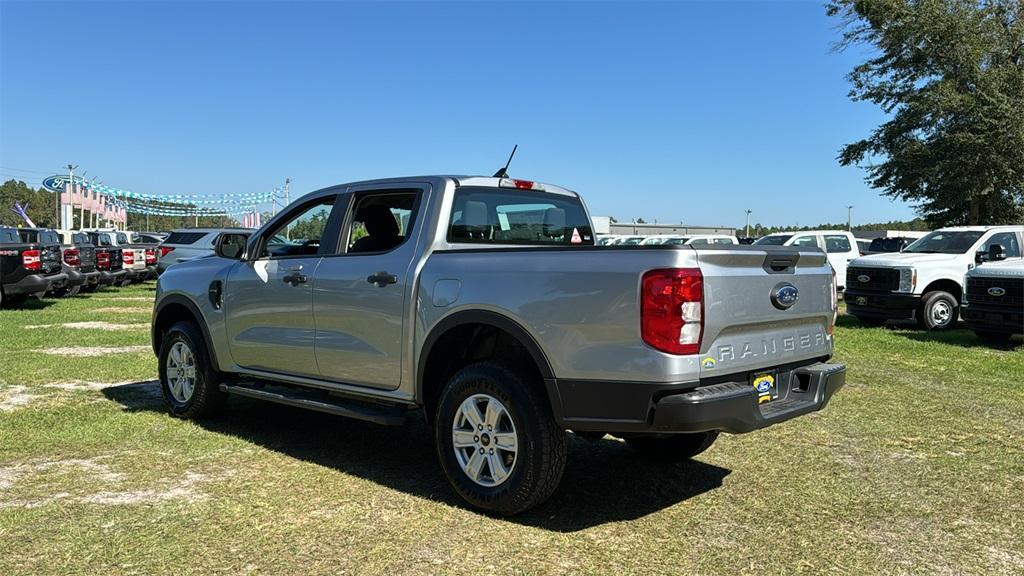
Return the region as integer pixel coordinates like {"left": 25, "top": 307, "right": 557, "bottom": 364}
{"left": 367, "top": 271, "right": 398, "bottom": 287}
{"left": 283, "top": 264, "right": 307, "bottom": 285}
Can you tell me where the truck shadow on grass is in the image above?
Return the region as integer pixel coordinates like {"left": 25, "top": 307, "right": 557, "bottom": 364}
{"left": 103, "top": 382, "right": 730, "bottom": 532}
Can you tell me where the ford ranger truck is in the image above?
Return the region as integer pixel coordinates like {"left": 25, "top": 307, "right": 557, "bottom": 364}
{"left": 58, "top": 231, "right": 100, "bottom": 293}
{"left": 152, "top": 175, "right": 846, "bottom": 515}
{"left": 962, "top": 257, "right": 1023, "bottom": 344}
{"left": 84, "top": 232, "right": 127, "bottom": 287}
{"left": 1, "top": 226, "right": 67, "bottom": 307}
{"left": 845, "top": 226, "right": 1023, "bottom": 330}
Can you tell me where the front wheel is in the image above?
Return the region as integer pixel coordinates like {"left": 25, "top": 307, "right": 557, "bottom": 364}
{"left": 918, "top": 290, "right": 958, "bottom": 330}
{"left": 158, "top": 321, "right": 225, "bottom": 419}
{"left": 434, "top": 361, "right": 567, "bottom": 516}
{"left": 625, "top": 432, "right": 719, "bottom": 461}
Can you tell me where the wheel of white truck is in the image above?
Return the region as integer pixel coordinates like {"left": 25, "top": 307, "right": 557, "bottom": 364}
{"left": 434, "top": 361, "right": 566, "bottom": 515}
{"left": 158, "top": 321, "right": 225, "bottom": 419}
{"left": 624, "top": 432, "right": 719, "bottom": 461}
{"left": 919, "top": 290, "right": 958, "bottom": 330}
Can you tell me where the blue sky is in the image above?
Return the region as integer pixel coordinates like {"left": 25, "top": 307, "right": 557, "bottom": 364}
{"left": 0, "top": 1, "right": 916, "bottom": 228}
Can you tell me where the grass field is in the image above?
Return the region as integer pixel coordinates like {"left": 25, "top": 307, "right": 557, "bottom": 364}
{"left": 1, "top": 284, "right": 1022, "bottom": 575}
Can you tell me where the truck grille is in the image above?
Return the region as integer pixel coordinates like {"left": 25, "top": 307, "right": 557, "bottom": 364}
{"left": 846, "top": 267, "right": 899, "bottom": 292}
{"left": 967, "top": 276, "right": 1023, "bottom": 308}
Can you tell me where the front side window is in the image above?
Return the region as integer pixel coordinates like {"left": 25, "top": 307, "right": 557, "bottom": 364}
{"left": 448, "top": 187, "right": 593, "bottom": 246}
{"left": 905, "top": 231, "right": 984, "bottom": 254}
{"left": 824, "top": 235, "right": 852, "bottom": 253}
{"left": 261, "top": 197, "right": 335, "bottom": 258}
{"left": 983, "top": 232, "right": 1021, "bottom": 258}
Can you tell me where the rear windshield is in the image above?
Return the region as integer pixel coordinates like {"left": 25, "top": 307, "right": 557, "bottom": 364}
{"left": 73, "top": 233, "right": 90, "bottom": 245}
{"left": 753, "top": 235, "right": 792, "bottom": 246}
{"left": 164, "top": 231, "right": 208, "bottom": 245}
{"left": 448, "top": 187, "right": 594, "bottom": 246}
{"left": 89, "top": 233, "right": 112, "bottom": 247}
{"left": 0, "top": 228, "right": 18, "bottom": 243}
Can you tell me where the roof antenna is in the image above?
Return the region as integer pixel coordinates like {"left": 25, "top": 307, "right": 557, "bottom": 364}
{"left": 493, "top": 144, "right": 518, "bottom": 178}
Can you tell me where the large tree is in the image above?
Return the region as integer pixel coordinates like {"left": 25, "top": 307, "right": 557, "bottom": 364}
{"left": 829, "top": 0, "right": 1024, "bottom": 225}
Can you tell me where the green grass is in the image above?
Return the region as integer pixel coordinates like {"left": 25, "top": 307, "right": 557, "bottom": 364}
{"left": 1, "top": 291, "right": 1022, "bottom": 575}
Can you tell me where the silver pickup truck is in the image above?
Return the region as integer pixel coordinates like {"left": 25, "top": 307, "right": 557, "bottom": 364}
{"left": 152, "top": 175, "right": 846, "bottom": 514}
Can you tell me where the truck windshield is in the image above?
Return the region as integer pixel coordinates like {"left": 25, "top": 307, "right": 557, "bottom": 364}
{"left": 448, "top": 187, "right": 594, "bottom": 246}
{"left": 904, "top": 231, "right": 984, "bottom": 254}
{"left": 753, "top": 235, "right": 792, "bottom": 245}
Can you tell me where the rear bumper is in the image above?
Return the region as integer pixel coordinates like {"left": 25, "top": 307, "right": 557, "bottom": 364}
{"left": 97, "top": 269, "right": 127, "bottom": 285}
{"left": 5, "top": 272, "right": 68, "bottom": 295}
{"left": 843, "top": 289, "right": 919, "bottom": 321}
{"left": 553, "top": 361, "right": 846, "bottom": 434}
{"left": 963, "top": 304, "right": 1024, "bottom": 334}
{"left": 62, "top": 267, "right": 91, "bottom": 288}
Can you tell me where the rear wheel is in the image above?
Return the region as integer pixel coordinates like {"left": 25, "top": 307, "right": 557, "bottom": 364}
{"left": 625, "top": 432, "right": 719, "bottom": 461}
{"left": 434, "top": 361, "right": 566, "bottom": 515}
{"left": 975, "top": 330, "right": 1013, "bottom": 344}
{"left": 918, "top": 290, "right": 958, "bottom": 330}
{"left": 158, "top": 321, "right": 226, "bottom": 419}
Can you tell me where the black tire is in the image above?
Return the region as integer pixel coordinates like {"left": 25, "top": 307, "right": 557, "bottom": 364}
{"left": 625, "top": 432, "right": 719, "bottom": 461}
{"left": 854, "top": 316, "right": 887, "bottom": 327}
{"left": 157, "top": 321, "right": 226, "bottom": 419}
{"left": 434, "top": 361, "right": 567, "bottom": 516}
{"left": 974, "top": 330, "right": 1013, "bottom": 344}
{"left": 918, "top": 290, "right": 958, "bottom": 330}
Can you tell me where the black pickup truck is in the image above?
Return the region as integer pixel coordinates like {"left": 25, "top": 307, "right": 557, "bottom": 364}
{"left": 49, "top": 230, "right": 101, "bottom": 296}
{"left": 0, "top": 226, "right": 68, "bottom": 307}
{"left": 83, "top": 231, "right": 126, "bottom": 287}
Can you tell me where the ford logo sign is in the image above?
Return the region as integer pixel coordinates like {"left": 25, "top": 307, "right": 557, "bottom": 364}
{"left": 987, "top": 287, "right": 1006, "bottom": 297}
{"left": 41, "top": 175, "right": 67, "bottom": 193}
{"left": 857, "top": 274, "right": 871, "bottom": 283}
{"left": 770, "top": 283, "right": 799, "bottom": 310}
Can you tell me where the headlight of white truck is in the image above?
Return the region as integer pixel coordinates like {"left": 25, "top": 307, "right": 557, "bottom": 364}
{"left": 898, "top": 268, "right": 916, "bottom": 293}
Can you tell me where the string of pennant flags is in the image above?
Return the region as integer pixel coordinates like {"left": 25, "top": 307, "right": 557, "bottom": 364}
{"left": 42, "top": 174, "right": 277, "bottom": 229}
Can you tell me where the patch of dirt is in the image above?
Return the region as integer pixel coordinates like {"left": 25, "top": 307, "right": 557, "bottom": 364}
{"left": 0, "top": 385, "right": 36, "bottom": 412}
{"left": 0, "top": 457, "right": 213, "bottom": 509}
{"left": 89, "top": 296, "right": 153, "bottom": 302}
{"left": 92, "top": 307, "right": 153, "bottom": 314}
{"left": 25, "top": 322, "right": 149, "bottom": 331}
{"left": 38, "top": 345, "right": 151, "bottom": 357}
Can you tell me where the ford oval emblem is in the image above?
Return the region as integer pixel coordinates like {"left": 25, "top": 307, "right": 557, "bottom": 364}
{"left": 857, "top": 274, "right": 871, "bottom": 283}
{"left": 771, "top": 283, "right": 799, "bottom": 310}
{"left": 987, "top": 287, "right": 1006, "bottom": 297}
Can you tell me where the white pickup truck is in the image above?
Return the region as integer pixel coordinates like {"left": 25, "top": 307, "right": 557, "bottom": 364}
{"left": 754, "top": 231, "right": 860, "bottom": 290}
{"left": 844, "top": 226, "right": 1024, "bottom": 329}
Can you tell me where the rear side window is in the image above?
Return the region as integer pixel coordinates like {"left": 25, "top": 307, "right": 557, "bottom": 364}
{"left": 791, "top": 235, "right": 819, "bottom": 247}
{"left": 824, "top": 235, "right": 852, "bottom": 253}
{"left": 164, "top": 232, "right": 207, "bottom": 245}
{"left": 448, "top": 187, "right": 594, "bottom": 246}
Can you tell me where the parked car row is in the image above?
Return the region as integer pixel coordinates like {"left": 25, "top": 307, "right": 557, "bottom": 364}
{"left": 596, "top": 234, "right": 739, "bottom": 246}
{"left": 0, "top": 225, "right": 161, "bottom": 307}
{"left": 843, "top": 225, "right": 1023, "bottom": 342}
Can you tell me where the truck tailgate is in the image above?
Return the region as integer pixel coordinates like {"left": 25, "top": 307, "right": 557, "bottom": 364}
{"left": 694, "top": 246, "right": 835, "bottom": 378}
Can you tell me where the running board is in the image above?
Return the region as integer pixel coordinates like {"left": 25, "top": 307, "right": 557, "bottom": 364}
{"left": 219, "top": 383, "right": 408, "bottom": 426}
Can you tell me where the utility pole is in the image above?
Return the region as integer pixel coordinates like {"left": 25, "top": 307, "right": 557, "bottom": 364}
{"left": 63, "top": 164, "right": 78, "bottom": 230}
{"left": 847, "top": 205, "right": 853, "bottom": 231}
{"left": 284, "top": 178, "right": 291, "bottom": 239}
{"left": 745, "top": 209, "right": 752, "bottom": 238}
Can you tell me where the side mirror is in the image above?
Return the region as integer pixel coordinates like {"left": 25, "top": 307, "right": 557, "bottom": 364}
{"left": 988, "top": 243, "right": 1006, "bottom": 262}
{"left": 215, "top": 233, "right": 249, "bottom": 260}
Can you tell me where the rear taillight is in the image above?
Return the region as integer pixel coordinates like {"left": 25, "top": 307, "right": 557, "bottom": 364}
{"left": 64, "top": 248, "right": 80, "bottom": 267}
{"left": 96, "top": 251, "right": 111, "bottom": 270}
{"left": 159, "top": 246, "right": 175, "bottom": 258}
{"left": 827, "top": 268, "right": 837, "bottom": 335}
{"left": 145, "top": 249, "right": 156, "bottom": 265}
{"left": 22, "top": 249, "right": 41, "bottom": 271}
{"left": 641, "top": 268, "right": 704, "bottom": 355}
{"left": 123, "top": 251, "right": 135, "bottom": 265}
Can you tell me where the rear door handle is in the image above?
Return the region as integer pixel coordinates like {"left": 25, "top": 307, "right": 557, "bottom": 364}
{"left": 367, "top": 272, "right": 398, "bottom": 287}
{"left": 283, "top": 264, "right": 307, "bottom": 285}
